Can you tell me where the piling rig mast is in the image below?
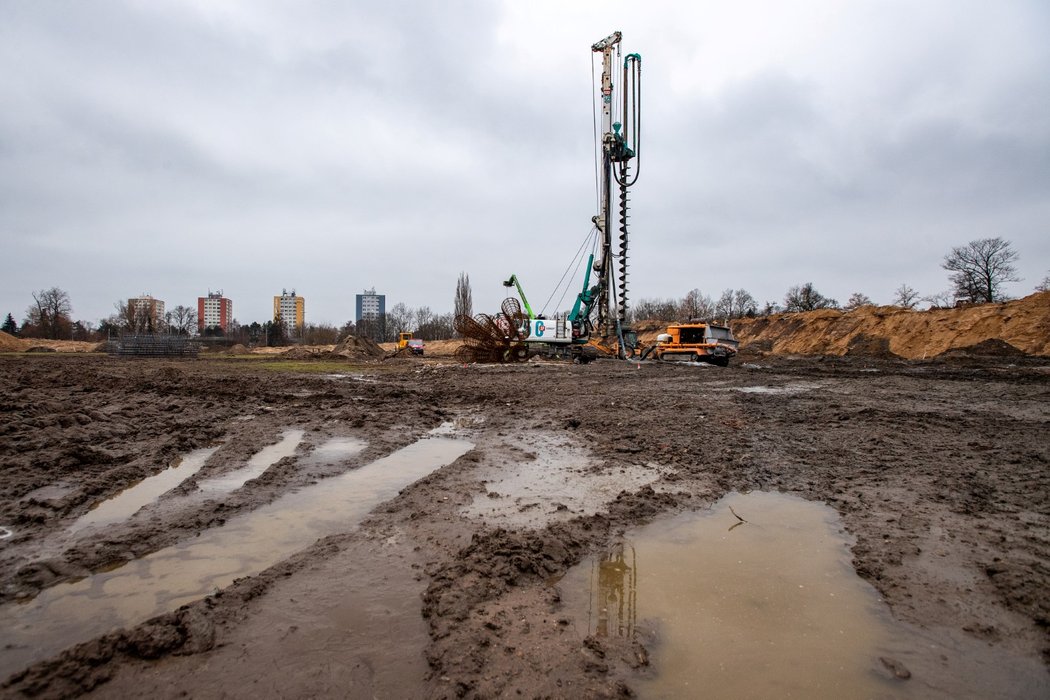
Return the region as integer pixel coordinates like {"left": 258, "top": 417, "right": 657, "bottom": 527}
{"left": 454, "top": 32, "right": 641, "bottom": 364}
{"left": 592, "top": 31, "right": 641, "bottom": 359}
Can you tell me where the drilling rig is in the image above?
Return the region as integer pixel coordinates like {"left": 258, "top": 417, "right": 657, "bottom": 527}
{"left": 591, "top": 31, "right": 641, "bottom": 359}
{"left": 455, "top": 31, "right": 642, "bottom": 363}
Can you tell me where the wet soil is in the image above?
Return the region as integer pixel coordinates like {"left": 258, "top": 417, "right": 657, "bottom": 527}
{"left": 0, "top": 353, "right": 1048, "bottom": 698}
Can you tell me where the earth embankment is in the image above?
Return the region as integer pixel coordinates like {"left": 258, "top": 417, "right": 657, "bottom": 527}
{"left": 730, "top": 292, "right": 1050, "bottom": 359}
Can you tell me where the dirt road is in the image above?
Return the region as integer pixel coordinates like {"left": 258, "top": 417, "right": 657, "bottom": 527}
{"left": 1, "top": 352, "right": 1047, "bottom": 698}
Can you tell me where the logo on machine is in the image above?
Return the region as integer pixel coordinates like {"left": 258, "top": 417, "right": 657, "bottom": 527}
{"left": 535, "top": 322, "right": 545, "bottom": 337}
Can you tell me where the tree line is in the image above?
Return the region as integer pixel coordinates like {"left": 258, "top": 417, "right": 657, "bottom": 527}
{"left": 630, "top": 237, "right": 1040, "bottom": 321}
{"left": 3, "top": 274, "right": 477, "bottom": 345}
{"left": 5, "top": 240, "right": 1045, "bottom": 341}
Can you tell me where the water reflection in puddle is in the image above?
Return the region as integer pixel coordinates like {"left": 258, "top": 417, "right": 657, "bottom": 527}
{"left": 560, "top": 492, "right": 1044, "bottom": 699}
{"left": 197, "top": 430, "right": 305, "bottom": 493}
{"left": 303, "top": 436, "right": 367, "bottom": 465}
{"left": 0, "top": 436, "right": 473, "bottom": 679}
{"left": 70, "top": 447, "right": 220, "bottom": 533}
{"left": 733, "top": 382, "right": 819, "bottom": 394}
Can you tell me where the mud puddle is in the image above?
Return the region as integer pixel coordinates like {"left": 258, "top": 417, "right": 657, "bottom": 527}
{"left": 732, "top": 382, "right": 820, "bottom": 394}
{"left": 70, "top": 447, "right": 220, "bottom": 533}
{"left": 301, "top": 436, "right": 367, "bottom": 465}
{"left": 461, "top": 434, "right": 667, "bottom": 528}
{"left": 0, "top": 436, "right": 473, "bottom": 679}
{"left": 197, "top": 429, "right": 304, "bottom": 493}
{"left": 560, "top": 491, "right": 1045, "bottom": 699}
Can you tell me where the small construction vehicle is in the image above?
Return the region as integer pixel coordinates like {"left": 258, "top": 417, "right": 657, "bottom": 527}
{"left": 397, "top": 332, "right": 425, "bottom": 356}
{"left": 641, "top": 322, "right": 739, "bottom": 366}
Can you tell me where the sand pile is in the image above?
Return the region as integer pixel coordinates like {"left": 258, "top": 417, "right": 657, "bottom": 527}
{"left": 281, "top": 346, "right": 317, "bottom": 359}
{"left": 0, "top": 331, "right": 26, "bottom": 352}
{"left": 331, "top": 335, "right": 385, "bottom": 360}
{"left": 227, "top": 344, "right": 249, "bottom": 355}
{"left": 729, "top": 291, "right": 1050, "bottom": 359}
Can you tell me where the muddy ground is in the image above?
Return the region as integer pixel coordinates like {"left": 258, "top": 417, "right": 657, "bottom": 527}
{"left": 0, "top": 351, "right": 1048, "bottom": 698}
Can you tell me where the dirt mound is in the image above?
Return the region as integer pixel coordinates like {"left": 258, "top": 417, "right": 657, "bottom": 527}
{"left": 421, "top": 339, "right": 463, "bottom": 358}
{"left": 936, "top": 338, "right": 1028, "bottom": 359}
{"left": 0, "top": 331, "right": 27, "bottom": 351}
{"left": 281, "top": 346, "right": 315, "bottom": 359}
{"left": 226, "top": 344, "right": 249, "bottom": 355}
{"left": 844, "top": 334, "right": 901, "bottom": 360}
{"left": 331, "top": 335, "right": 385, "bottom": 360}
{"left": 728, "top": 291, "right": 1050, "bottom": 359}
{"left": 385, "top": 347, "right": 421, "bottom": 360}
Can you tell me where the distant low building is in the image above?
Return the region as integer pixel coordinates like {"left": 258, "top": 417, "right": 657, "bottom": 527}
{"left": 274, "top": 289, "right": 305, "bottom": 333}
{"left": 128, "top": 295, "right": 165, "bottom": 332}
{"left": 198, "top": 291, "right": 233, "bottom": 333}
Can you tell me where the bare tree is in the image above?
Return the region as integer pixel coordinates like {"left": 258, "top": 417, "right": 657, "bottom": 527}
{"left": 734, "top": 289, "right": 757, "bottom": 318}
{"left": 632, "top": 297, "right": 678, "bottom": 322}
{"left": 302, "top": 323, "right": 338, "bottom": 344}
{"left": 415, "top": 305, "right": 434, "bottom": 331}
{"left": 844, "top": 292, "right": 874, "bottom": 311}
{"left": 385, "top": 302, "right": 412, "bottom": 341}
{"left": 111, "top": 299, "right": 153, "bottom": 333}
{"left": 892, "top": 284, "right": 920, "bottom": 309}
{"left": 454, "top": 272, "right": 473, "bottom": 328}
{"left": 942, "top": 237, "right": 1019, "bottom": 303}
{"left": 715, "top": 289, "right": 757, "bottom": 319}
{"left": 678, "top": 289, "right": 714, "bottom": 320}
{"left": 783, "top": 283, "right": 838, "bottom": 312}
{"left": 923, "top": 290, "right": 954, "bottom": 309}
{"left": 24, "top": 287, "right": 73, "bottom": 339}
{"left": 166, "top": 305, "right": 197, "bottom": 336}
{"left": 1035, "top": 272, "right": 1050, "bottom": 293}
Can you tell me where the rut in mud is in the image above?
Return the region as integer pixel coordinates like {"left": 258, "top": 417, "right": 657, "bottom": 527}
{"left": 0, "top": 353, "right": 1047, "bottom": 698}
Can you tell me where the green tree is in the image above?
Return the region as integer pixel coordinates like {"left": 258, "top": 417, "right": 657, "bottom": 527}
{"left": 1, "top": 313, "right": 16, "bottom": 335}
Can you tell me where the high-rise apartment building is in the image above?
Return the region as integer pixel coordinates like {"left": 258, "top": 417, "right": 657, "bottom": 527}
{"left": 127, "top": 295, "right": 165, "bottom": 331}
{"left": 274, "top": 289, "right": 305, "bottom": 333}
{"left": 355, "top": 288, "right": 385, "bottom": 322}
{"left": 198, "top": 291, "right": 233, "bottom": 333}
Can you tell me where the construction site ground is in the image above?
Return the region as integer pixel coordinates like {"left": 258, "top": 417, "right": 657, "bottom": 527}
{"left": 1, "top": 341, "right": 1048, "bottom": 697}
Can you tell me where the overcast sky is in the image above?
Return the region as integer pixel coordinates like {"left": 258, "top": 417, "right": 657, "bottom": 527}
{"left": 2, "top": 0, "right": 1048, "bottom": 327}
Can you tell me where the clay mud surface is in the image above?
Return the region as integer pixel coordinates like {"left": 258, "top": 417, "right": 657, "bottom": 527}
{"left": 1, "top": 352, "right": 1048, "bottom": 698}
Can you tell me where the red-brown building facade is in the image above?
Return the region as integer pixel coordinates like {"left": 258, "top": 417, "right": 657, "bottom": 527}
{"left": 198, "top": 291, "right": 233, "bottom": 333}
